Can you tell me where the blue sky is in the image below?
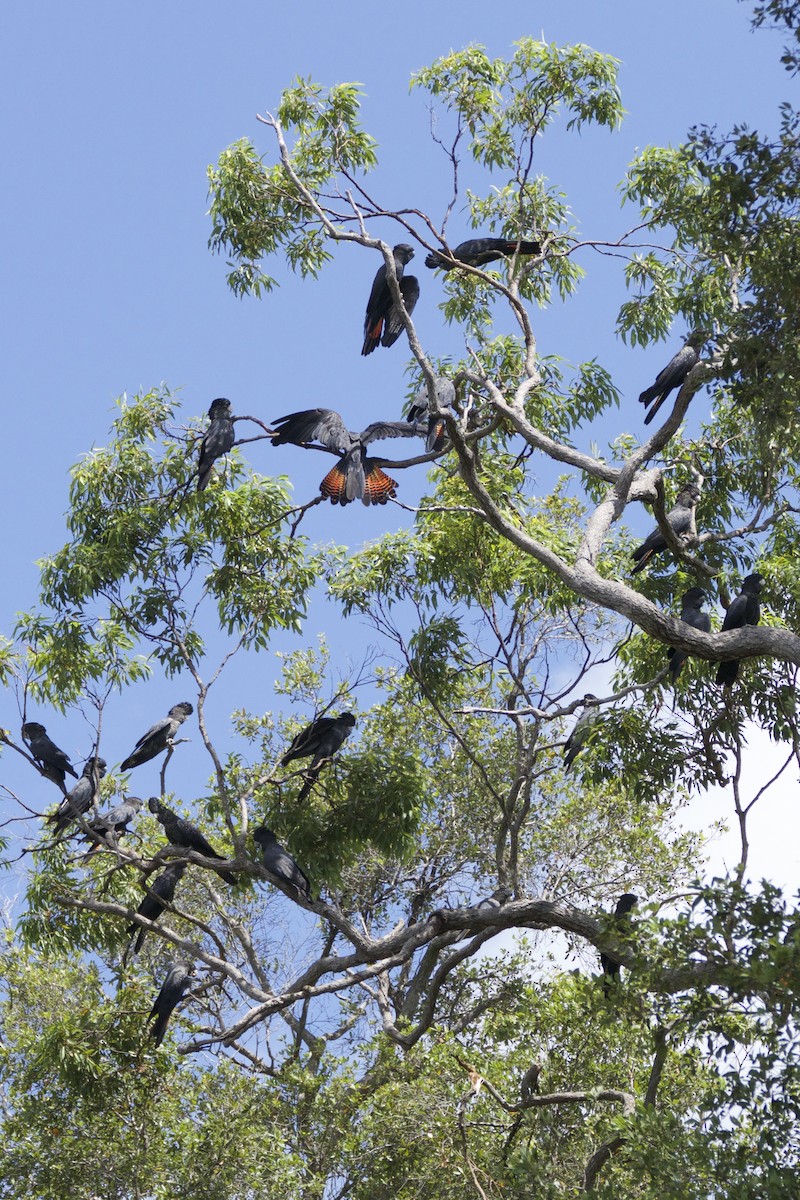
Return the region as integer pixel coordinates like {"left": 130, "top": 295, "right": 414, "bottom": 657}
{"left": 0, "top": 2, "right": 793, "bottom": 869}
{"left": 1, "top": 0, "right": 788, "bottom": 599}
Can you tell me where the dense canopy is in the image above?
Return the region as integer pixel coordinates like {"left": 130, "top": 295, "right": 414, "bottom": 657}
{"left": 1, "top": 5, "right": 800, "bottom": 1197}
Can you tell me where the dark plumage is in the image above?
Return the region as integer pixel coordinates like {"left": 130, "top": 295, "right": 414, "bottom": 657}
{"left": 149, "top": 962, "right": 192, "bottom": 1046}
{"left": 48, "top": 757, "right": 107, "bottom": 833}
{"left": 120, "top": 702, "right": 194, "bottom": 771}
{"left": 563, "top": 696, "right": 600, "bottom": 773}
{"left": 253, "top": 826, "right": 313, "bottom": 904}
{"left": 600, "top": 893, "right": 639, "bottom": 994}
{"left": 520, "top": 1061, "right": 542, "bottom": 1101}
{"left": 381, "top": 277, "right": 420, "bottom": 348}
{"left": 81, "top": 796, "right": 143, "bottom": 854}
{"left": 406, "top": 376, "right": 456, "bottom": 452}
{"left": 280, "top": 712, "right": 356, "bottom": 802}
{"left": 319, "top": 454, "right": 397, "bottom": 507}
{"left": 716, "top": 573, "right": 765, "bottom": 687}
{"left": 127, "top": 863, "right": 186, "bottom": 954}
{"left": 197, "top": 397, "right": 235, "bottom": 492}
{"left": 22, "top": 722, "right": 79, "bottom": 790}
{"left": 271, "top": 409, "right": 425, "bottom": 506}
{"left": 630, "top": 486, "right": 700, "bottom": 575}
{"left": 425, "top": 236, "right": 542, "bottom": 271}
{"left": 668, "top": 587, "right": 712, "bottom": 683}
{"left": 638, "top": 332, "right": 706, "bottom": 426}
{"left": 361, "top": 244, "right": 417, "bottom": 356}
{"left": 148, "top": 797, "right": 237, "bottom": 886}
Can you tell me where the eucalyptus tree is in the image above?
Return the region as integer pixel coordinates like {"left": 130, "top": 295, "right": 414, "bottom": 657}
{"left": 1, "top": 9, "right": 800, "bottom": 1199}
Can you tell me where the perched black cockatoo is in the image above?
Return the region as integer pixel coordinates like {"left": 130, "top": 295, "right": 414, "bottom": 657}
{"left": 148, "top": 797, "right": 237, "bottom": 886}
{"left": 381, "top": 277, "right": 420, "bottom": 349}
{"left": 23, "top": 722, "right": 79, "bottom": 791}
{"left": 716, "top": 573, "right": 765, "bottom": 687}
{"left": 271, "top": 409, "right": 425, "bottom": 506}
{"left": 149, "top": 962, "right": 193, "bottom": 1046}
{"left": 563, "top": 696, "right": 600, "bottom": 772}
{"left": 81, "top": 795, "right": 143, "bottom": 854}
{"left": 253, "top": 826, "right": 313, "bottom": 904}
{"left": 520, "top": 1061, "right": 542, "bottom": 1101}
{"left": 630, "top": 486, "right": 700, "bottom": 575}
{"left": 638, "top": 332, "right": 706, "bottom": 426}
{"left": 48, "top": 756, "right": 107, "bottom": 833}
{"left": 362, "top": 244, "right": 418, "bottom": 355}
{"left": 425, "top": 236, "right": 542, "bottom": 271}
{"left": 280, "top": 711, "right": 356, "bottom": 802}
{"left": 668, "top": 587, "right": 712, "bottom": 683}
{"left": 406, "top": 376, "right": 456, "bottom": 452}
{"left": 120, "top": 702, "right": 193, "bottom": 771}
{"left": 473, "top": 886, "right": 513, "bottom": 912}
{"left": 197, "top": 397, "right": 235, "bottom": 491}
{"left": 128, "top": 863, "right": 186, "bottom": 954}
{"left": 600, "top": 893, "right": 639, "bottom": 995}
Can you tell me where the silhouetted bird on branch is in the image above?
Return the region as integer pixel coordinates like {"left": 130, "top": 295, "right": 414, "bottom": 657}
{"left": 424, "top": 236, "right": 542, "bottom": 271}
{"left": 128, "top": 862, "right": 186, "bottom": 954}
{"left": 638, "top": 332, "right": 706, "bottom": 426}
{"left": 520, "top": 1060, "right": 542, "bottom": 1101}
{"left": 473, "top": 886, "right": 513, "bottom": 912}
{"left": 271, "top": 409, "right": 425, "bottom": 506}
{"left": 630, "top": 486, "right": 700, "bottom": 575}
{"left": 716, "top": 572, "right": 765, "bottom": 687}
{"left": 253, "top": 826, "right": 314, "bottom": 904}
{"left": 362, "top": 244, "right": 418, "bottom": 355}
{"left": 280, "top": 711, "right": 356, "bottom": 802}
{"left": 148, "top": 797, "right": 237, "bottom": 886}
{"left": 23, "top": 722, "right": 80, "bottom": 791}
{"left": 149, "top": 962, "right": 193, "bottom": 1046}
{"left": 197, "top": 397, "right": 235, "bottom": 491}
{"left": 600, "top": 892, "right": 638, "bottom": 996}
{"left": 563, "top": 696, "right": 600, "bottom": 772}
{"left": 668, "top": 587, "right": 712, "bottom": 683}
{"left": 120, "top": 702, "right": 193, "bottom": 771}
{"left": 48, "top": 757, "right": 107, "bottom": 833}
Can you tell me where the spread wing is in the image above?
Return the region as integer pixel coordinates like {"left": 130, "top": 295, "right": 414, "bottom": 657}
{"left": 271, "top": 410, "right": 352, "bottom": 452}
{"left": 359, "top": 419, "right": 425, "bottom": 447}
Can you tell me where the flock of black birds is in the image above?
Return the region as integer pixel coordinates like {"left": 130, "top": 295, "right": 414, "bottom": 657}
{"left": 200, "top": 239, "right": 763, "bottom": 704}
{"left": 664, "top": 578, "right": 766, "bottom": 688}
{"left": 16, "top": 235, "right": 765, "bottom": 1044}
{"left": 21, "top": 701, "right": 353, "bottom": 1045}
{"left": 196, "top": 238, "right": 544, "bottom": 507}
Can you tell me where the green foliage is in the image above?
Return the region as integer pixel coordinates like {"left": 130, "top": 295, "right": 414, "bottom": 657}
{"left": 525, "top": 355, "right": 621, "bottom": 436}
{"left": 208, "top": 81, "right": 376, "bottom": 297}
{"left": 0, "top": 947, "right": 306, "bottom": 1199}
{"left": 746, "top": 0, "right": 800, "bottom": 72}
{"left": 14, "top": 387, "right": 321, "bottom": 702}
{"left": 412, "top": 40, "right": 623, "bottom": 163}
{"left": 4, "top": 22, "right": 800, "bottom": 1200}
{"left": 262, "top": 740, "right": 426, "bottom": 885}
